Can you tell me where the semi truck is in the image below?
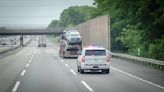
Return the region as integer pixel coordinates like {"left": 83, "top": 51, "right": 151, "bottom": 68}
{"left": 59, "top": 29, "right": 82, "bottom": 58}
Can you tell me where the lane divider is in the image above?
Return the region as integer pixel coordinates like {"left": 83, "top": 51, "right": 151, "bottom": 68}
{"left": 12, "top": 47, "right": 36, "bottom": 92}
{"left": 12, "top": 81, "right": 20, "bottom": 92}
{"left": 65, "top": 63, "right": 69, "bottom": 67}
{"left": 26, "top": 64, "right": 30, "bottom": 68}
{"left": 70, "top": 69, "right": 77, "bottom": 75}
{"left": 20, "top": 70, "right": 26, "bottom": 76}
{"left": 29, "top": 59, "right": 32, "bottom": 63}
{"left": 60, "top": 59, "right": 64, "bottom": 62}
{"left": 111, "top": 66, "right": 164, "bottom": 90}
{"left": 81, "top": 81, "right": 94, "bottom": 92}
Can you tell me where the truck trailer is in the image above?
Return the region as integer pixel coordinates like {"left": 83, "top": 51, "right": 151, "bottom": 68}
{"left": 59, "top": 29, "right": 82, "bottom": 58}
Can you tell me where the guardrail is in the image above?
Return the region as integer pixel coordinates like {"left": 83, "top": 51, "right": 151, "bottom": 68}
{"left": 111, "top": 53, "right": 164, "bottom": 71}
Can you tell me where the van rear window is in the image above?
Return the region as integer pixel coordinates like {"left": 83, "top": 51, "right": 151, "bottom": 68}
{"left": 85, "top": 50, "right": 106, "bottom": 56}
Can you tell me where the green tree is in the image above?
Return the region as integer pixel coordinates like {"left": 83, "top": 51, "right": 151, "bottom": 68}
{"left": 94, "top": 0, "right": 164, "bottom": 60}
{"left": 48, "top": 20, "right": 59, "bottom": 28}
{"left": 59, "top": 6, "right": 96, "bottom": 27}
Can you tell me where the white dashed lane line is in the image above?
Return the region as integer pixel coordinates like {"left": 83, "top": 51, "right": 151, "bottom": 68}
{"left": 12, "top": 81, "right": 20, "bottom": 92}
{"left": 20, "top": 70, "right": 26, "bottom": 76}
{"left": 81, "top": 81, "right": 94, "bottom": 92}
{"left": 29, "top": 59, "right": 32, "bottom": 63}
{"left": 65, "top": 63, "right": 69, "bottom": 67}
{"left": 26, "top": 63, "right": 30, "bottom": 68}
{"left": 111, "top": 66, "right": 164, "bottom": 90}
{"left": 70, "top": 69, "right": 77, "bottom": 76}
{"left": 60, "top": 59, "right": 64, "bottom": 62}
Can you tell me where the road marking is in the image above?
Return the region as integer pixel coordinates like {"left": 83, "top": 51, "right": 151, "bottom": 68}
{"left": 30, "top": 56, "right": 33, "bottom": 60}
{"left": 65, "top": 64, "right": 69, "bottom": 67}
{"left": 81, "top": 81, "right": 94, "bottom": 92}
{"left": 60, "top": 59, "right": 64, "bottom": 62}
{"left": 21, "top": 70, "right": 26, "bottom": 76}
{"left": 31, "top": 55, "right": 34, "bottom": 59}
{"left": 26, "top": 64, "right": 30, "bottom": 67}
{"left": 33, "top": 48, "right": 37, "bottom": 54}
{"left": 70, "top": 69, "right": 77, "bottom": 75}
{"left": 29, "top": 59, "right": 32, "bottom": 63}
{"left": 111, "top": 66, "right": 164, "bottom": 90}
{"left": 12, "top": 81, "right": 20, "bottom": 92}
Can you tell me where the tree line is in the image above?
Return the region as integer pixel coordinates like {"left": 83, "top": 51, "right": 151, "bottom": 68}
{"left": 48, "top": 0, "right": 164, "bottom": 60}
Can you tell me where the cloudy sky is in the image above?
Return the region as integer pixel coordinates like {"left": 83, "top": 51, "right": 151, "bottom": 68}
{"left": 0, "top": 0, "right": 94, "bottom": 27}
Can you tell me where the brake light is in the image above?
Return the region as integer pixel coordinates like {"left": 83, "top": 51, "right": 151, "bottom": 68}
{"left": 106, "top": 55, "right": 110, "bottom": 62}
{"left": 82, "top": 56, "right": 85, "bottom": 62}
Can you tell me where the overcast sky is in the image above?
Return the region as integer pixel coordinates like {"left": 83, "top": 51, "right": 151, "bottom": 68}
{"left": 0, "top": 0, "right": 94, "bottom": 27}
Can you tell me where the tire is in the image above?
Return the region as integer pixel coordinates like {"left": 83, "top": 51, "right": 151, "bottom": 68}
{"left": 102, "top": 69, "right": 109, "bottom": 74}
{"left": 77, "top": 62, "right": 80, "bottom": 72}
{"left": 77, "top": 66, "right": 80, "bottom": 72}
{"left": 106, "top": 69, "right": 109, "bottom": 74}
{"left": 80, "top": 67, "right": 84, "bottom": 74}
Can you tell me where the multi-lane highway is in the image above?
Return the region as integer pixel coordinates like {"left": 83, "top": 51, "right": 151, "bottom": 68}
{"left": 0, "top": 38, "right": 164, "bottom": 92}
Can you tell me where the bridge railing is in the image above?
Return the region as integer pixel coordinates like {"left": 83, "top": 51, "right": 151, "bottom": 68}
{"left": 111, "top": 53, "right": 164, "bottom": 71}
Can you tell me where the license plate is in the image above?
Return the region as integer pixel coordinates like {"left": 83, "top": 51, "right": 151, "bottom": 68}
{"left": 93, "top": 66, "right": 99, "bottom": 68}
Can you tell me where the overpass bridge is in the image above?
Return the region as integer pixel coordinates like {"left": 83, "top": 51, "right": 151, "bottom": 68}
{"left": 0, "top": 27, "right": 64, "bottom": 35}
{"left": 0, "top": 27, "right": 64, "bottom": 46}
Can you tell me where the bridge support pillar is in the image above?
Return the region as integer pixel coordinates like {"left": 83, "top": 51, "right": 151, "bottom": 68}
{"left": 20, "top": 35, "right": 24, "bottom": 46}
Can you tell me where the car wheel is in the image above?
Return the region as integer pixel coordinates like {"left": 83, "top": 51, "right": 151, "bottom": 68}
{"left": 106, "top": 69, "right": 109, "bottom": 74}
{"left": 80, "top": 67, "right": 84, "bottom": 74}
{"left": 102, "top": 69, "right": 109, "bottom": 74}
{"left": 77, "top": 66, "right": 80, "bottom": 72}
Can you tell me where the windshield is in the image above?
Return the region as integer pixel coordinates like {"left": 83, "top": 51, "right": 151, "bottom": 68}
{"left": 85, "top": 50, "right": 106, "bottom": 56}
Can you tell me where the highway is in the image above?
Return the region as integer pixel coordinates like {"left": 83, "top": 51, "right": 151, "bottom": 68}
{"left": 0, "top": 38, "right": 164, "bottom": 92}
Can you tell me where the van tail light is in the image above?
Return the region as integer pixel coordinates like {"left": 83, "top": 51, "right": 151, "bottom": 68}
{"left": 106, "top": 55, "right": 110, "bottom": 62}
{"left": 82, "top": 56, "right": 85, "bottom": 62}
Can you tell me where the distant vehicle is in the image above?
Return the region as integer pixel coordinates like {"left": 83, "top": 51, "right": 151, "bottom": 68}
{"left": 1, "top": 41, "right": 11, "bottom": 45}
{"left": 0, "top": 38, "right": 16, "bottom": 45}
{"left": 38, "top": 37, "right": 46, "bottom": 47}
{"left": 66, "top": 31, "right": 82, "bottom": 44}
{"left": 77, "top": 45, "right": 110, "bottom": 74}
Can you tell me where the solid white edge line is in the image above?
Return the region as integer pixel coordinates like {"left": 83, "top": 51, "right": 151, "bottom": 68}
{"left": 26, "top": 64, "right": 30, "bottom": 67}
{"left": 111, "top": 66, "right": 164, "bottom": 90}
{"left": 21, "top": 70, "right": 26, "bottom": 76}
{"left": 81, "top": 81, "right": 94, "bottom": 92}
{"left": 70, "top": 69, "right": 77, "bottom": 75}
{"left": 12, "top": 81, "right": 20, "bottom": 92}
{"left": 65, "top": 64, "right": 69, "bottom": 67}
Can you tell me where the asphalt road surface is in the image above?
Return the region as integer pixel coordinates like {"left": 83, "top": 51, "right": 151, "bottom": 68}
{"left": 0, "top": 38, "right": 164, "bottom": 92}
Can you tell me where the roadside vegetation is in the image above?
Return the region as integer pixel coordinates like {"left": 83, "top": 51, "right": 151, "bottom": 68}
{"left": 47, "top": 35, "right": 60, "bottom": 44}
{"left": 48, "top": 0, "right": 164, "bottom": 61}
